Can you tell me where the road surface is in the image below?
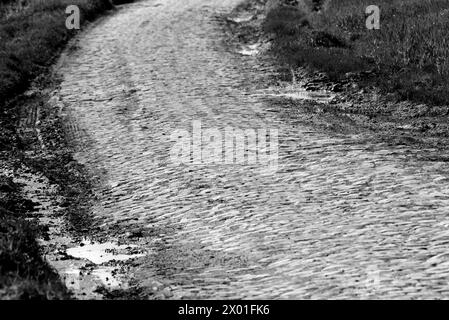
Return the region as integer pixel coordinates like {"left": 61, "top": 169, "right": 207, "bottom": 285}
{"left": 58, "top": 0, "right": 449, "bottom": 298}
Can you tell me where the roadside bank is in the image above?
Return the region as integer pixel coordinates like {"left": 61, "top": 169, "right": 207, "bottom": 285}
{"left": 232, "top": 0, "right": 449, "bottom": 149}
{"left": 0, "top": 0, "right": 134, "bottom": 300}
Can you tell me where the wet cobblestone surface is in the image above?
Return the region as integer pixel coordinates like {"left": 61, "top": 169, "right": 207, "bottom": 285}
{"left": 58, "top": 0, "right": 449, "bottom": 298}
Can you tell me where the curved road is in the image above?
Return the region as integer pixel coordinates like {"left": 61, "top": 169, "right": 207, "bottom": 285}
{"left": 59, "top": 0, "right": 449, "bottom": 298}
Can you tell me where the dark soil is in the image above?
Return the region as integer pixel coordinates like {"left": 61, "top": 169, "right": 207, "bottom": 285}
{"left": 0, "top": 0, "right": 130, "bottom": 300}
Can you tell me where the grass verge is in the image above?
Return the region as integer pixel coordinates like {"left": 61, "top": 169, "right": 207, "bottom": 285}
{"left": 0, "top": 0, "right": 131, "bottom": 300}
{"left": 0, "top": 0, "right": 116, "bottom": 106}
{"left": 264, "top": 0, "right": 449, "bottom": 106}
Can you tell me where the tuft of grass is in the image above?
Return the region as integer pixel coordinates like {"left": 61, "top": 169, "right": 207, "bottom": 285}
{"left": 0, "top": 0, "right": 115, "bottom": 107}
{"left": 265, "top": 0, "right": 449, "bottom": 105}
{"left": 264, "top": 5, "right": 309, "bottom": 36}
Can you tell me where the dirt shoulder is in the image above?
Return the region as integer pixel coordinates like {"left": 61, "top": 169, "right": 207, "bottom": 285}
{"left": 0, "top": 61, "right": 86, "bottom": 300}
{"left": 0, "top": 39, "right": 100, "bottom": 300}
{"left": 0, "top": 0, "right": 131, "bottom": 300}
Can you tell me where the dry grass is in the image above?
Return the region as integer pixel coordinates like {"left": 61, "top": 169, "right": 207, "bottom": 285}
{"left": 265, "top": 0, "right": 449, "bottom": 105}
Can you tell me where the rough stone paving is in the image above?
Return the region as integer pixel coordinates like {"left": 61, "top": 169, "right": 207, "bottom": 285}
{"left": 58, "top": 0, "right": 449, "bottom": 298}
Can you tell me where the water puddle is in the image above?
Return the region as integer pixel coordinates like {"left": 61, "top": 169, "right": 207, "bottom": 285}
{"left": 238, "top": 40, "right": 271, "bottom": 56}
{"left": 66, "top": 240, "right": 145, "bottom": 264}
{"left": 238, "top": 43, "right": 261, "bottom": 56}
{"left": 3, "top": 165, "right": 146, "bottom": 298}
{"left": 268, "top": 89, "right": 335, "bottom": 103}
{"left": 227, "top": 13, "right": 254, "bottom": 24}
{"left": 260, "top": 83, "right": 336, "bottom": 104}
{"left": 59, "top": 240, "right": 146, "bottom": 298}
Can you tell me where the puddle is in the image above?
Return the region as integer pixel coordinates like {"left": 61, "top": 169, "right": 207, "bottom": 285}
{"left": 2, "top": 165, "right": 140, "bottom": 298}
{"left": 59, "top": 240, "right": 146, "bottom": 298}
{"left": 66, "top": 240, "right": 145, "bottom": 264}
{"left": 259, "top": 83, "right": 336, "bottom": 104}
{"left": 268, "top": 89, "right": 336, "bottom": 103}
{"left": 238, "top": 43, "right": 262, "bottom": 56}
{"left": 227, "top": 13, "right": 254, "bottom": 24}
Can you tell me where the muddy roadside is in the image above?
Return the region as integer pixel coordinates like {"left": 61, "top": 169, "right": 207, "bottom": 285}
{"left": 4, "top": 0, "right": 449, "bottom": 301}
{"left": 0, "top": 52, "right": 88, "bottom": 299}
{"left": 0, "top": 39, "right": 108, "bottom": 299}
{"left": 226, "top": 0, "right": 449, "bottom": 153}
{"left": 0, "top": 4, "right": 149, "bottom": 299}
{"left": 1, "top": 0, "right": 263, "bottom": 300}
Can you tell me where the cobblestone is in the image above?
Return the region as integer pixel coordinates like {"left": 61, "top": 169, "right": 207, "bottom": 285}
{"left": 57, "top": 0, "right": 449, "bottom": 299}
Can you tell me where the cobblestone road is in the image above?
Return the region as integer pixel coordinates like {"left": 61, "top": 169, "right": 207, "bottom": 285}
{"left": 58, "top": 0, "right": 449, "bottom": 298}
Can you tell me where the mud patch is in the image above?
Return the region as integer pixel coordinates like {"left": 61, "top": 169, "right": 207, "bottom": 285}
{"left": 5, "top": 162, "right": 147, "bottom": 299}
{"left": 54, "top": 243, "right": 146, "bottom": 299}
